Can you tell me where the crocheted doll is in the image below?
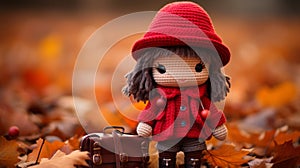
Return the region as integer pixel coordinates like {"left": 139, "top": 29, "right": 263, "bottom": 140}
{"left": 123, "top": 2, "right": 231, "bottom": 167}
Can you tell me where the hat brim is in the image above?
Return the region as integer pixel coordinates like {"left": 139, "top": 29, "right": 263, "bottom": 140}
{"left": 132, "top": 34, "right": 230, "bottom": 66}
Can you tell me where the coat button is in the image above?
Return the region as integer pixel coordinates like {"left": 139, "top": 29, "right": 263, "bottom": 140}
{"left": 180, "top": 105, "right": 186, "bottom": 111}
{"left": 180, "top": 121, "right": 187, "bottom": 127}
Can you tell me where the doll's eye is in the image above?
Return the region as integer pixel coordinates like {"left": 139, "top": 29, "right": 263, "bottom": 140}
{"left": 156, "top": 64, "right": 166, "bottom": 74}
{"left": 195, "top": 63, "right": 204, "bottom": 72}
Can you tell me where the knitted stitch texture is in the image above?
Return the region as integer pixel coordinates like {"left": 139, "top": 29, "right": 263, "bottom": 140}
{"left": 132, "top": 1, "right": 230, "bottom": 66}
{"left": 137, "top": 85, "right": 226, "bottom": 141}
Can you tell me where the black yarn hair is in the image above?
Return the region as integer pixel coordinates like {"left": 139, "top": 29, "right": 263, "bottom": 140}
{"left": 122, "top": 46, "right": 230, "bottom": 102}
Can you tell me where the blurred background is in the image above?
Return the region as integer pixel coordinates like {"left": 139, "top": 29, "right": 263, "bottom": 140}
{"left": 0, "top": 0, "right": 300, "bottom": 137}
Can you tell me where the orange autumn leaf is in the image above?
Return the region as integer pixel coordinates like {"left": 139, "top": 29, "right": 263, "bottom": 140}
{"left": 132, "top": 100, "right": 147, "bottom": 111}
{"left": 122, "top": 116, "right": 138, "bottom": 130}
{"left": 253, "top": 130, "right": 276, "bottom": 148}
{"left": 120, "top": 101, "right": 147, "bottom": 129}
{"left": 256, "top": 82, "right": 297, "bottom": 108}
{"left": 95, "top": 85, "right": 113, "bottom": 104}
{"left": 271, "top": 140, "right": 300, "bottom": 168}
{"left": 227, "top": 124, "right": 276, "bottom": 148}
{"left": 0, "top": 136, "right": 20, "bottom": 168}
{"left": 65, "top": 134, "right": 82, "bottom": 151}
{"left": 203, "top": 144, "right": 252, "bottom": 168}
{"left": 23, "top": 68, "right": 51, "bottom": 91}
{"left": 30, "top": 150, "right": 89, "bottom": 168}
{"left": 228, "top": 124, "right": 300, "bottom": 148}
{"left": 38, "top": 34, "right": 62, "bottom": 60}
{"left": 274, "top": 130, "right": 300, "bottom": 145}
{"left": 27, "top": 138, "right": 65, "bottom": 162}
{"left": 227, "top": 124, "right": 255, "bottom": 145}
{"left": 100, "top": 105, "right": 124, "bottom": 126}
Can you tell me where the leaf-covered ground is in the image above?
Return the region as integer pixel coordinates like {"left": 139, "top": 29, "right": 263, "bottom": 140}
{"left": 0, "top": 8, "right": 300, "bottom": 168}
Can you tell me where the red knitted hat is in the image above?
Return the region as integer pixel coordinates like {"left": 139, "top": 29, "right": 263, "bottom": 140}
{"left": 132, "top": 1, "right": 230, "bottom": 66}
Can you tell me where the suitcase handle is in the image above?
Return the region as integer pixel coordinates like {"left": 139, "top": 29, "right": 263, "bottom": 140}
{"left": 103, "top": 126, "right": 125, "bottom": 134}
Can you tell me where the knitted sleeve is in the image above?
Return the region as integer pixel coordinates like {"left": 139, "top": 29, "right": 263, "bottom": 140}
{"left": 137, "top": 102, "right": 156, "bottom": 126}
{"left": 137, "top": 95, "right": 165, "bottom": 127}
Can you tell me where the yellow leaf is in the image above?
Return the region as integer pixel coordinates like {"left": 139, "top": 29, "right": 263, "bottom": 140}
{"left": 132, "top": 100, "right": 147, "bottom": 111}
{"left": 0, "top": 136, "right": 20, "bottom": 168}
{"left": 39, "top": 34, "right": 62, "bottom": 60}
{"left": 203, "top": 144, "right": 252, "bottom": 168}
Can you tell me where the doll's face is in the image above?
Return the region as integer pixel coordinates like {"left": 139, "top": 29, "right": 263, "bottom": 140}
{"left": 152, "top": 54, "right": 209, "bottom": 87}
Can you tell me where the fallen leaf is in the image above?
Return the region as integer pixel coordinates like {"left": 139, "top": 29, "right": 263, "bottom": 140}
{"left": 29, "top": 150, "right": 89, "bottom": 168}
{"left": 253, "top": 130, "right": 276, "bottom": 148}
{"left": 271, "top": 141, "right": 300, "bottom": 168}
{"left": 228, "top": 124, "right": 300, "bottom": 157}
{"left": 0, "top": 136, "right": 20, "bottom": 168}
{"left": 227, "top": 124, "right": 252, "bottom": 146}
{"left": 0, "top": 104, "right": 39, "bottom": 136}
{"left": 38, "top": 34, "right": 62, "bottom": 60}
{"left": 274, "top": 130, "right": 300, "bottom": 145}
{"left": 22, "top": 68, "right": 51, "bottom": 92}
{"left": 248, "top": 157, "right": 273, "bottom": 168}
{"left": 256, "top": 82, "right": 297, "bottom": 108}
{"left": 203, "top": 143, "right": 252, "bottom": 168}
{"left": 227, "top": 124, "right": 276, "bottom": 149}
{"left": 65, "top": 134, "right": 82, "bottom": 151}
{"left": 27, "top": 138, "right": 65, "bottom": 162}
{"left": 238, "top": 108, "right": 276, "bottom": 133}
{"left": 100, "top": 103, "right": 124, "bottom": 126}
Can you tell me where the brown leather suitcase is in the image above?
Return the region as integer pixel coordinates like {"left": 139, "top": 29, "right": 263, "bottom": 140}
{"left": 78, "top": 126, "right": 150, "bottom": 168}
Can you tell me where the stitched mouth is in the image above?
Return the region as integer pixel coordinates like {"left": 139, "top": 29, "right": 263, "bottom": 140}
{"left": 178, "top": 79, "right": 187, "bottom": 83}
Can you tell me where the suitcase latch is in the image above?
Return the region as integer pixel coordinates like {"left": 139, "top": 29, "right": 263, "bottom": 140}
{"left": 93, "top": 142, "right": 102, "bottom": 165}
{"left": 93, "top": 154, "right": 102, "bottom": 165}
{"left": 119, "top": 153, "right": 128, "bottom": 162}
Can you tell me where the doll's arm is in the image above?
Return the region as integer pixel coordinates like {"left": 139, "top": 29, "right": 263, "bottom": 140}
{"left": 137, "top": 98, "right": 163, "bottom": 137}
{"left": 137, "top": 101, "right": 158, "bottom": 126}
{"left": 201, "top": 97, "right": 226, "bottom": 128}
{"left": 137, "top": 122, "right": 152, "bottom": 137}
{"left": 201, "top": 97, "right": 227, "bottom": 140}
{"left": 212, "top": 124, "right": 228, "bottom": 140}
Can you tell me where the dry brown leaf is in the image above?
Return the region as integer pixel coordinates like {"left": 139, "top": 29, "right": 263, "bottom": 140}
{"left": 0, "top": 104, "right": 39, "bottom": 136}
{"left": 271, "top": 140, "right": 300, "bottom": 168}
{"left": 203, "top": 144, "right": 252, "bottom": 168}
{"left": 250, "top": 129, "right": 300, "bottom": 152}
{"left": 29, "top": 150, "right": 89, "bottom": 168}
{"left": 27, "top": 138, "right": 65, "bottom": 162}
{"left": 0, "top": 136, "right": 20, "bottom": 168}
{"left": 253, "top": 130, "right": 276, "bottom": 148}
{"left": 227, "top": 124, "right": 276, "bottom": 148}
{"left": 248, "top": 157, "right": 273, "bottom": 168}
{"left": 228, "top": 124, "right": 300, "bottom": 157}
{"left": 227, "top": 124, "right": 252, "bottom": 145}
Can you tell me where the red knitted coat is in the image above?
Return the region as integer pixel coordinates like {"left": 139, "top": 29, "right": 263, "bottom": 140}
{"left": 138, "top": 84, "right": 226, "bottom": 141}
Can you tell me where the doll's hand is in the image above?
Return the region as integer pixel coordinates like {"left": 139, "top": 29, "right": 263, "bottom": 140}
{"left": 212, "top": 124, "right": 228, "bottom": 141}
{"left": 137, "top": 122, "right": 152, "bottom": 137}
